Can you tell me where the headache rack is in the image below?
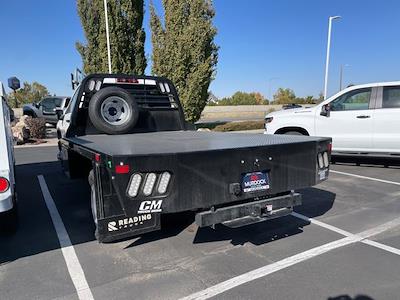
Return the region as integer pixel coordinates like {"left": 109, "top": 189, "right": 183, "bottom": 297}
{"left": 72, "top": 74, "right": 187, "bottom": 136}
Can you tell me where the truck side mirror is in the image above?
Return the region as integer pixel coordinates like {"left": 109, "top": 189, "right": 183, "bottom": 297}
{"left": 320, "top": 104, "right": 331, "bottom": 117}
{"left": 55, "top": 108, "right": 64, "bottom": 120}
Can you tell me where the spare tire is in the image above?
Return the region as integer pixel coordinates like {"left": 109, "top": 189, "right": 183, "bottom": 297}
{"left": 88, "top": 86, "right": 139, "bottom": 135}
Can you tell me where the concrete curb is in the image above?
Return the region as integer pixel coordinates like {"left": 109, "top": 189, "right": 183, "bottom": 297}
{"left": 14, "top": 138, "right": 58, "bottom": 148}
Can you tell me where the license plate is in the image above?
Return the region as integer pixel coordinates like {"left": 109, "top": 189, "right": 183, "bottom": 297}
{"left": 242, "top": 171, "right": 270, "bottom": 193}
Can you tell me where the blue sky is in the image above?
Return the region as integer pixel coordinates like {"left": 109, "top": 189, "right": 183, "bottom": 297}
{"left": 0, "top": 0, "right": 399, "bottom": 100}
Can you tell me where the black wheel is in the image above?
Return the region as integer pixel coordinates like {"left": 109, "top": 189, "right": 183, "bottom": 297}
{"left": 0, "top": 205, "right": 18, "bottom": 234}
{"left": 88, "top": 87, "right": 139, "bottom": 135}
{"left": 88, "top": 170, "right": 99, "bottom": 239}
{"left": 283, "top": 131, "right": 304, "bottom": 136}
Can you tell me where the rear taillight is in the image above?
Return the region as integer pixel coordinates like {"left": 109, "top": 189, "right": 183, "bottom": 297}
{"left": 115, "top": 164, "right": 130, "bottom": 174}
{"left": 327, "top": 142, "right": 332, "bottom": 153}
{"left": 0, "top": 177, "right": 10, "bottom": 193}
{"left": 127, "top": 172, "right": 172, "bottom": 197}
{"left": 157, "top": 172, "right": 171, "bottom": 194}
{"left": 317, "top": 151, "right": 330, "bottom": 169}
{"left": 323, "top": 152, "right": 329, "bottom": 167}
{"left": 117, "top": 78, "right": 139, "bottom": 84}
{"left": 127, "top": 174, "right": 142, "bottom": 197}
{"left": 143, "top": 173, "right": 157, "bottom": 196}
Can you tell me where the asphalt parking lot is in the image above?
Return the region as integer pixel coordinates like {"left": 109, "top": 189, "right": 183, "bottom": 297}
{"left": 1, "top": 145, "right": 400, "bottom": 300}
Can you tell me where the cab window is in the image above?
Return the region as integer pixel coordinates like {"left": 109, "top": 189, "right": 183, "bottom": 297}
{"left": 382, "top": 86, "right": 400, "bottom": 108}
{"left": 330, "top": 88, "right": 371, "bottom": 111}
{"left": 41, "top": 98, "right": 57, "bottom": 112}
{"left": 65, "top": 88, "right": 79, "bottom": 114}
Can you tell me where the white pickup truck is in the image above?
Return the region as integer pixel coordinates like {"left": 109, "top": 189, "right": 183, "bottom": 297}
{"left": 265, "top": 81, "right": 400, "bottom": 157}
{"left": 0, "top": 82, "right": 17, "bottom": 233}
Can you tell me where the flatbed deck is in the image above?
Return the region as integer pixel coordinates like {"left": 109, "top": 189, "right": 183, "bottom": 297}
{"left": 64, "top": 131, "right": 326, "bottom": 156}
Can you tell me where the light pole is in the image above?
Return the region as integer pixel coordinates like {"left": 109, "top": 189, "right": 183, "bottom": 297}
{"left": 339, "top": 64, "right": 350, "bottom": 91}
{"left": 323, "top": 16, "right": 341, "bottom": 100}
{"left": 104, "top": 0, "right": 112, "bottom": 73}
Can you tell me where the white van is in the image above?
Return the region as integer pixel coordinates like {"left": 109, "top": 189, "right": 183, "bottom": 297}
{"left": 0, "top": 82, "right": 17, "bottom": 232}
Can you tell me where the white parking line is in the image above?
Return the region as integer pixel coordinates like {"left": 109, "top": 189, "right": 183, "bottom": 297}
{"left": 292, "top": 212, "right": 400, "bottom": 255}
{"left": 330, "top": 170, "right": 400, "bottom": 186}
{"left": 292, "top": 212, "right": 354, "bottom": 237}
{"left": 179, "top": 236, "right": 359, "bottom": 300}
{"left": 180, "top": 214, "right": 400, "bottom": 300}
{"left": 363, "top": 239, "right": 400, "bottom": 256}
{"left": 38, "top": 175, "right": 94, "bottom": 300}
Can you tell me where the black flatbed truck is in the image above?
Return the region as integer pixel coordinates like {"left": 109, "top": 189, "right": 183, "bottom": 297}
{"left": 58, "top": 74, "right": 331, "bottom": 242}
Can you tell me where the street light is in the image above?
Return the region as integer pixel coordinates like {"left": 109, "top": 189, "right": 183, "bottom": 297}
{"left": 339, "top": 64, "right": 350, "bottom": 91}
{"left": 323, "top": 16, "right": 341, "bottom": 100}
{"left": 104, "top": 0, "right": 112, "bottom": 73}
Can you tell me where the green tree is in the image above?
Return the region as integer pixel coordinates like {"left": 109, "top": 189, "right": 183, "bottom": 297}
{"left": 216, "top": 91, "right": 267, "bottom": 105}
{"left": 273, "top": 88, "right": 296, "bottom": 104}
{"left": 295, "top": 95, "right": 316, "bottom": 104}
{"left": 76, "top": 0, "right": 146, "bottom": 74}
{"left": 150, "top": 0, "right": 218, "bottom": 122}
{"left": 7, "top": 82, "right": 49, "bottom": 108}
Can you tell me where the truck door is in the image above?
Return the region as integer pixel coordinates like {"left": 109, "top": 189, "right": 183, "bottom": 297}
{"left": 372, "top": 86, "right": 400, "bottom": 153}
{"left": 315, "top": 87, "right": 375, "bottom": 152}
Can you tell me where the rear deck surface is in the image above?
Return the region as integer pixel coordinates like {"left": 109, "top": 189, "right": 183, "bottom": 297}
{"left": 65, "top": 131, "right": 326, "bottom": 156}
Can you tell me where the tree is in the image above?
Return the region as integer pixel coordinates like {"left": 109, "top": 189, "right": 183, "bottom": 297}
{"left": 215, "top": 91, "right": 267, "bottom": 105}
{"left": 150, "top": 0, "right": 218, "bottom": 122}
{"left": 295, "top": 95, "right": 317, "bottom": 104}
{"left": 76, "top": 0, "right": 146, "bottom": 74}
{"left": 273, "top": 88, "right": 296, "bottom": 104}
{"left": 7, "top": 82, "right": 49, "bottom": 108}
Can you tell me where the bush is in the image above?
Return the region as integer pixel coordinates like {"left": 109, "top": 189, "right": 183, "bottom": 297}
{"left": 213, "top": 121, "right": 265, "bottom": 132}
{"left": 25, "top": 117, "right": 46, "bottom": 139}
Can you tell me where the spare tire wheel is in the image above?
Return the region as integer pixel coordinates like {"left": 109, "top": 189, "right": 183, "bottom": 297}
{"left": 88, "top": 86, "right": 139, "bottom": 135}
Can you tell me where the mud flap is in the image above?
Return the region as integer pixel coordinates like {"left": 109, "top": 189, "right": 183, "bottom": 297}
{"left": 97, "top": 213, "right": 161, "bottom": 243}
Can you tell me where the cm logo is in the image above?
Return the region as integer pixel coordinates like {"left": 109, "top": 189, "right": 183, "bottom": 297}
{"left": 138, "top": 200, "right": 163, "bottom": 214}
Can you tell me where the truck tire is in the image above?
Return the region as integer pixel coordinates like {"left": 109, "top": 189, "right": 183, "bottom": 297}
{"left": 284, "top": 131, "right": 304, "bottom": 136}
{"left": 88, "top": 87, "right": 139, "bottom": 135}
{"left": 88, "top": 170, "right": 99, "bottom": 240}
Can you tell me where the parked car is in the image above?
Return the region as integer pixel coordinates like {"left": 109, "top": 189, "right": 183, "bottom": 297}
{"left": 0, "top": 82, "right": 17, "bottom": 232}
{"left": 265, "top": 81, "right": 400, "bottom": 156}
{"left": 23, "top": 96, "right": 70, "bottom": 125}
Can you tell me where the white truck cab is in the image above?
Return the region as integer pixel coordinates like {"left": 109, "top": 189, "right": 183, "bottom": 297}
{"left": 0, "top": 82, "right": 17, "bottom": 232}
{"left": 265, "top": 81, "right": 400, "bottom": 155}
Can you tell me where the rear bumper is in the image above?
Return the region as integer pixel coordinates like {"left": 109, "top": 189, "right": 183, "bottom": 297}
{"left": 0, "top": 194, "right": 14, "bottom": 213}
{"left": 195, "top": 192, "right": 301, "bottom": 227}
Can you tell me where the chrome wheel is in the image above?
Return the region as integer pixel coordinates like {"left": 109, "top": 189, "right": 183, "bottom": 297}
{"left": 100, "top": 96, "right": 131, "bottom": 126}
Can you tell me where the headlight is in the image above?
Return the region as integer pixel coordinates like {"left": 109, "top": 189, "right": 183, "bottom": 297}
{"left": 265, "top": 117, "right": 273, "bottom": 124}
